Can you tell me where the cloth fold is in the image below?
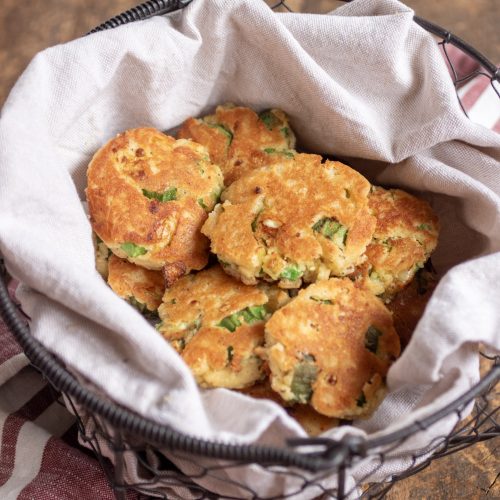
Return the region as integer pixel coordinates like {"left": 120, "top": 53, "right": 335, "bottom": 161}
{"left": 1, "top": 0, "right": 499, "bottom": 497}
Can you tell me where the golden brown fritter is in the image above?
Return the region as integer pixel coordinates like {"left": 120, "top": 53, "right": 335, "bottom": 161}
{"left": 107, "top": 254, "right": 164, "bottom": 312}
{"left": 388, "top": 266, "right": 438, "bottom": 349}
{"left": 86, "top": 128, "right": 224, "bottom": 273}
{"left": 178, "top": 104, "right": 296, "bottom": 185}
{"left": 264, "top": 278, "right": 400, "bottom": 419}
{"left": 157, "top": 266, "right": 289, "bottom": 389}
{"left": 241, "top": 380, "right": 339, "bottom": 436}
{"left": 202, "top": 154, "right": 376, "bottom": 288}
{"left": 350, "top": 186, "right": 439, "bottom": 301}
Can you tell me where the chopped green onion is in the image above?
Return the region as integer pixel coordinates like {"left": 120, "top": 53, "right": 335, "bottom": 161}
{"left": 142, "top": 187, "right": 177, "bottom": 202}
{"left": 247, "top": 305, "right": 267, "bottom": 321}
{"left": 280, "top": 266, "right": 302, "bottom": 281}
{"left": 206, "top": 123, "right": 233, "bottom": 145}
{"left": 217, "top": 305, "right": 268, "bottom": 331}
{"left": 263, "top": 148, "right": 294, "bottom": 158}
{"left": 259, "top": 110, "right": 280, "bottom": 130}
{"left": 312, "top": 217, "right": 348, "bottom": 246}
{"left": 280, "top": 126, "right": 290, "bottom": 137}
{"left": 198, "top": 198, "right": 208, "bottom": 210}
{"left": 121, "top": 242, "right": 147, "bottom": 258}
{"left": 365, "top": 326, "right": 383, "bottom": 353}
{"left": 291, "top": 357, "right": 318, "bottom": 403}
{"left": 218, "top": 314, "right": 241, "bottom": 332}
{"left": 310, "top": 297, "right": 333, "bottom": 305}
{"left": 417, "top": 223, "right": 432, "bottom": 231}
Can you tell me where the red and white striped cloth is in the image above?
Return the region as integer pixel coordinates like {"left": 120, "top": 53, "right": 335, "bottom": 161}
{"left": 0, "top": 47, "right": 498, "bottom": 498}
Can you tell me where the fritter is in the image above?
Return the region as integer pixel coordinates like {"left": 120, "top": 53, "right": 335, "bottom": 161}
{"left": 202, "top": 153, "right": 376, "bottom": 288}
{"left": 177, "top": 104, "right": 296, "bottom": 185}
{"left": 157, "top": 266, "right": 289, "bottom": 389}
{"left": 107, "top": 254, "right": 164, "bottom": 313}
{"left": 86, "top": 127, "right": 224, "bottom": 275}
{"left": 241, "top": 381, "right": 339, "bottom": 436}
{"left": 264, "top": 278, "right": 400, "bottom": 419}
{"left": 350, "top": 186, "right": 439, "bottom": 301}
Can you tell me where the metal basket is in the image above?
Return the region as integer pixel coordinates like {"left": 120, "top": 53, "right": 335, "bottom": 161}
{"left": 1, "top": 0, "right": 499, "bottom": 498}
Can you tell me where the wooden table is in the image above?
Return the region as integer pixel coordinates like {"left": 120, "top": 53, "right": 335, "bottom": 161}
{"left": 1, "top": 1, "right": 498, "bottom": 498}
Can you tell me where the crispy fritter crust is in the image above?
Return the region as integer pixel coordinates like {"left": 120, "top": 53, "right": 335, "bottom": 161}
{"left": 157, "top": 266, "right": 288, "bottom": 389}
{"left": 107, "top": 254, "right": 164, "bottom": 312}
{"left": 350, "top": 186, "right": 439, "bottom": 301}
{"left": 264, "top": 278, "right": 400, "bottom": 419}
{"left": 240, "top": 380, "right": 339, "bottom": 436}
{"left": 202, "top": 154, "right": 376, "bottom": 287}
{"left": 86, "top": 128, "right": 223, "bottom": 272}
{"left": 178, "top": 104, "right": 296, "bottom": 184}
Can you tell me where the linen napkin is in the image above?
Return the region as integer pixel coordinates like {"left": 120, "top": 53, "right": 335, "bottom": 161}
{"left": 1, "top": 0, "right": 499, "bottom": 497}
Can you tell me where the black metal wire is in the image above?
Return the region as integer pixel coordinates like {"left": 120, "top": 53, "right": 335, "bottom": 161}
{"left": 87, "top": 0, "right": 193, "bottom": 35}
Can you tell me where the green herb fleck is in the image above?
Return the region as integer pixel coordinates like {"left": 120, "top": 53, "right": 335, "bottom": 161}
{"left": 218, "top": 314, "right": 242, "bottom": 332}
{"left": 259, "top": 110, "right": 281, "bottom": 130}
{"left": 365, "top": 326, "right": 383, "bottom": 354}
{"left": 218, "top": 305, "right": 268, "bottom": 331}
{"left": 121, "top": 242, "right": 147, "bottom": 258}
{"left": 310, "top": 297, "right": 333, "bottom": 305}
{"left": 291, "top": 357, "right": 318, "bottom": 403}
{"left": 207, "top": 123, "right": 233, "bottom": 145}
{"left": 198, "top": 198, "right": 208, "bottom": 210}
{"left": 263, "top": 148, "right": 294, "bottom": 158}
{"left": 280, "top": 126, "right": 290, "bottom": 137}
{"left": 356, "top": 391, "right": 367, "bottom": 407}
{"left": 312, "top": 218, "right": 348, "bottom": 246}
{"left": 417, "top": 223, "right": 432, "bottom": 231}
{"left": 280, "top": 266, "right": 303, "bottom": 281}
{"left": 227, "top": 346, "right": 234, "bottom": 364}
{"left": 142, "top": 187, "right": 177, "bottom": 202}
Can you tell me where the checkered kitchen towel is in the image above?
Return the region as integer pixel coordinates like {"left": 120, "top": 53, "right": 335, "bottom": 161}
{"left": 0, "top": 46, "right": 498, "bottom": 499}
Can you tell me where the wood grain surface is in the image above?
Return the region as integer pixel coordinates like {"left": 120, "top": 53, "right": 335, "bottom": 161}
{"left": 0, "top": 1, "right": 498, "bottom": 498}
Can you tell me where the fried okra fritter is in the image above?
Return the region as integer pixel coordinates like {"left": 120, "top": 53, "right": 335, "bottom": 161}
{"left": 202, "top": 153, "right": 376, "bottom": 288}
{"left": 350, "top": 186, "right": 439, "bottom": 301}
{"left": 157, "top": 266, "right": 289, "bottom": 389}
{"left": 264, "top": 278, "right": 400, "bottom": 419}
{"left": 107, "top": 254, "right": 164, "bottom": 313}
{"left": 86, "top": 128, "right": 224, "bottom": 276}
{"left": 178, "top": 104, "right": 296, "bottom": 185}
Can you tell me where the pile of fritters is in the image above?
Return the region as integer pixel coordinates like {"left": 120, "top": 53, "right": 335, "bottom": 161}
{"left": 86, "top": 104, "right": 439, "bottom": 434}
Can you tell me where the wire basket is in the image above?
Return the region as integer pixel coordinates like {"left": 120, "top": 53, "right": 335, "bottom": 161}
{"left": 1, "top": 0, "right": 499, "bottom": 498}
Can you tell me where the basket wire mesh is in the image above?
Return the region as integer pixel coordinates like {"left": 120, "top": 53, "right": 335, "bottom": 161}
{"left": 1, "top": 0, "right": 499, "bottom": 499}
